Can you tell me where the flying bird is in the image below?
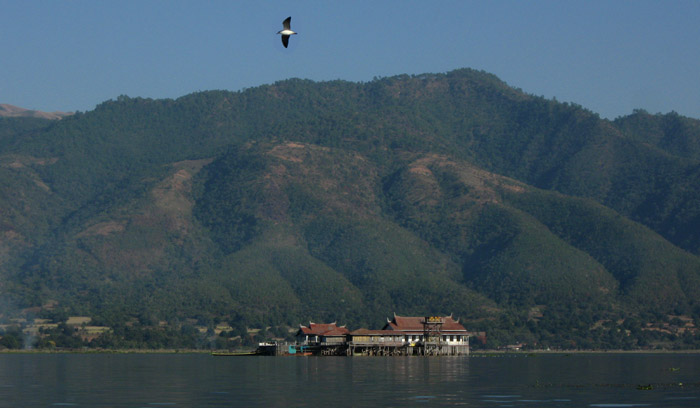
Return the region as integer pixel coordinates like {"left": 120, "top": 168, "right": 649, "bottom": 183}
{"left": 277, "top": 16, "right": 297, "bottom": 48}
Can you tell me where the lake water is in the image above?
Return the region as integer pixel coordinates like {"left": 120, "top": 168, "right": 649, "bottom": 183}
{"left": 1, "top": 353, "right": 698, "bottom": 407}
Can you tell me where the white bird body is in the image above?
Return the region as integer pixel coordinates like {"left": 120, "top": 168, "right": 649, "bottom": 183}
{"left": 277, "top": 17, "right": 297, "bottom": 48}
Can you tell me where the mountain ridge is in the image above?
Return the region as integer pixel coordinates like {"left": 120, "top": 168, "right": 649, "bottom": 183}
{"left": 0, "top": 103, "right": 73, "bottom": 120}
{"left": 1, "top": 68, "right": 700, "bottom": 349}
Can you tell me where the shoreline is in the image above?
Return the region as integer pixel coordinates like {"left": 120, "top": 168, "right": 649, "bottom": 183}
{"left": 2, "top": 348, "right": 700, "bottom": 355}
{"left": 472, "top": 349, "right": 700, "bottom": 355}
{"left": 0, "top": 349, "right": 217, "bottom": 354}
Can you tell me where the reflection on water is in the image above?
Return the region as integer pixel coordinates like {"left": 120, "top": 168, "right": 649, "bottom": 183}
{"left": 0, "top": 353, "right": 698, "bottom": 407}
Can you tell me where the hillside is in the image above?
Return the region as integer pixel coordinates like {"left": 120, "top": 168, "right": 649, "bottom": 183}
{"left": 1, "top": 69, "right": 700, "bottom": 350}
{"left": 0, "top": 104, "right": 72, "bottom": 120}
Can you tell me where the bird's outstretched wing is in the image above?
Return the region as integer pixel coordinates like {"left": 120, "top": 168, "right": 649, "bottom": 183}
{"left": 281, "top": 35, "right": 290, "bottom": 48}
{"left": 283, "top": 17, "right": 291, "bottom": 30}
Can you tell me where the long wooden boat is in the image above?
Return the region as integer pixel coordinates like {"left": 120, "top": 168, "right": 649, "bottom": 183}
{"left": 211, "top": 351, "right": 259, "bottom": 357}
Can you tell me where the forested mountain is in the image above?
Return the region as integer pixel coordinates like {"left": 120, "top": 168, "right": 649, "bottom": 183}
{"left": 2, "top": 69, "right": 700, "bottom": 350}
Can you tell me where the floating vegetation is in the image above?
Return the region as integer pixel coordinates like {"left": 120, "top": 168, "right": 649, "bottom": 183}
{"left": 470, "top": 353, "right": 531, "bottom": 358}
{"left": 533, "top": 381, "right": 697, "bottom": 390}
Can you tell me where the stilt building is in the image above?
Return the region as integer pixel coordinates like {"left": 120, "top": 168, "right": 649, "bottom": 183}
{"left": 291, "top": 314, "right": 469, "bottom": 356}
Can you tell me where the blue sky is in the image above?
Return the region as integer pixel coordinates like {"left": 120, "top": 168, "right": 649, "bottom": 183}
{"left": 1, "top": 1, "right": 699, "bottom": 119}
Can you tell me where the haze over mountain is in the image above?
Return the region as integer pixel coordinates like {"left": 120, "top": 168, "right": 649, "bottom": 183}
{"left": 2, "top": 69, "right": 700, "bottom": 349}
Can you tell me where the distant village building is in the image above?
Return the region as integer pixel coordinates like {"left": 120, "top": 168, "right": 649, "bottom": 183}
{"left": 296, "top": 322, "right": 350, "bottom": 346}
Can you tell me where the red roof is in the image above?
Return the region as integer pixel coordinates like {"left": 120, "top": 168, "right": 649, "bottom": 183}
{"left": 383, "top": 315, "right": 467, "bottom": 333}
{"left": 298, "top": 322, "right": 349, "bottom": 336}
{"left": 321, "top": 327, "right": 351, "bottom": 336}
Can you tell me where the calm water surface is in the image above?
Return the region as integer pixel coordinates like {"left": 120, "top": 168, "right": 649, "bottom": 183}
{"left": 1, "top": 353, "right": 699, "bottom": 407}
